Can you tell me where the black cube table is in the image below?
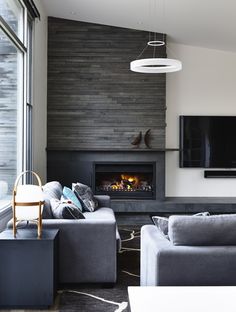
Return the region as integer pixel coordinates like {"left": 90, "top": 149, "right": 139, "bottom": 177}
{"left": 0, "top": 229, "right": 59, "bottom": 308}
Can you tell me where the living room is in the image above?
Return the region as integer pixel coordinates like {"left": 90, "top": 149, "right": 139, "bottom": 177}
{"left": 1, "top": 0, "right": 236, "bottom": 311}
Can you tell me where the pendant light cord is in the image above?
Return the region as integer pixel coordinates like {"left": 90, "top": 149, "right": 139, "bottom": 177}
{"left": 130, "top": 0, "right": 182, "bottom": 72}
{"left": 136, "top": 43, "right": 149, "bottom": 60}
{"left": 153, "top": 41, "right": 156, "bottom": 58}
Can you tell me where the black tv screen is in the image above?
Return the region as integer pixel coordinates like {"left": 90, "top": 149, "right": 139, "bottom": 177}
{"left": 179, "top": 116, "right": 236, "bottom": 168}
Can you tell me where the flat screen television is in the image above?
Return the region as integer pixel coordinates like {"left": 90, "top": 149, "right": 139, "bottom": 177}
{"left": 179, "top": 116, "right": 236, "bottom": 168}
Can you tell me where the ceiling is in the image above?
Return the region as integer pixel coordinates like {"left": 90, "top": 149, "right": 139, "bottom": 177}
{"left": 42, "top": 0, "right": 236, "bottom": 53}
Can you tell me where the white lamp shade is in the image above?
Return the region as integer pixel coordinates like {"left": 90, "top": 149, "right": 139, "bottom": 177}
{"left": 15, "top": 185, "right": 44, "bottom": 220}
{"left": 130, "top": 58, "right": 182, "bottom": 73}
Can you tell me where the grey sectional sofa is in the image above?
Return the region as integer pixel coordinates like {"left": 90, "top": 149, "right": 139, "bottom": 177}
{"left": 141, "top": 214, "right": 236, "bottom": 286}
{"left": 8, "top": 182, "right": 120, "bottom": 284}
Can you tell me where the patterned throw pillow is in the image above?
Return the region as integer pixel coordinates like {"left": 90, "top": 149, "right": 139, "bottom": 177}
{"left": 50, "top": 198, "right": 85, "bottom": 219}
{"left": 62, "top": 186, "right": 83, "bottom": 212}
{"left": 72, "top": 182, "right": 98, "bottom": 212}
{"left": 152, "top": 216, "right": 169, "bottom": 237}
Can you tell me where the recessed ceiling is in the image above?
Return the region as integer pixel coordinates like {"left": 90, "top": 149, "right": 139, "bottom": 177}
{"left": 41, "top": 0, "right": 236, "bottom": 53}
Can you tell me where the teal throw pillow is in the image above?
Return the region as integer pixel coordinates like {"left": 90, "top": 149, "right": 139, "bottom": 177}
{"left": 62, "top": 186, "right": 83, "bottom": 212}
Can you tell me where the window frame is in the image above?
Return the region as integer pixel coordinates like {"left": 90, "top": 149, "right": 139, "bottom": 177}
{"left": 0, "top": 0, "right": 34, "bottom": 209}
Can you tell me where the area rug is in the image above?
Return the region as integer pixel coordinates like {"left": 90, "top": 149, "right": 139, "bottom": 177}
{"left": 58, "top": 226, "right": 141, "bottom": 312}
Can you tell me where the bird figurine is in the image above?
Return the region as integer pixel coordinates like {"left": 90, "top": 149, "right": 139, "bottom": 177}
{"left": 131, "top": 131, "right": 142, "bottom": 148}
{"left": 144, "top": 129, "right": 151, "bottom": 148}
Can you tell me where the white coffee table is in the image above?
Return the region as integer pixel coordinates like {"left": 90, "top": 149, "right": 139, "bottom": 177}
{"left": 128, "top": 286, "right": 236, "bottom": 312}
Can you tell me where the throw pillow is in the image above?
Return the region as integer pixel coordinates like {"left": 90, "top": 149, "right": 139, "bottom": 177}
{"left": 42, "top": 181, "right": 63, "bottom": 219}
{"left": 73, "top": 182, "right": 98, "bottom": 212}
{"left": 152, "top": 216, "right": 169, "bottom": 237}
{"left": 168, "top": 214, "right": 236, "bottom": 246}
{"left": 152, "top": 212, "right": 210, "bottom": 237}
{"left": 43, "top": 181, "right": 63, "bottom": 200}
{"left": 50, "top": 198, "right": 85, "bottom": 219}
{"left": 62, "top": 186, "right": 83, "bottom": 212}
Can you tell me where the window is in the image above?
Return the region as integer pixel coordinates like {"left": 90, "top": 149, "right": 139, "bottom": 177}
{"left": 0, "top": 0, "right": 24, "bottom": 40}
{"left": 0, "top": 0, "right": 37, "bottom": 209}
{"left": 0, "top": 28, "right": 23, "bottom": 206}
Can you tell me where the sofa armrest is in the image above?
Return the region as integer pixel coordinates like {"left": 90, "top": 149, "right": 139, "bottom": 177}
{"left": 141, "top": 225, "right": 172, "bottom": 286}
{"left": 94, "top": 195, "right": 111, "bottom": 208}
{"left": 141, "top": 225, "right": 236, "bottom": 286}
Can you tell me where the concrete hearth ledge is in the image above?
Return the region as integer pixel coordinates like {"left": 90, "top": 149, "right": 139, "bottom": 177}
{"left": 111, "top": 197, "right": 236, "bottom": 213}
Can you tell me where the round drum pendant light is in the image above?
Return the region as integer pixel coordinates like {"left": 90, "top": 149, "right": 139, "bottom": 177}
{"left": 130, "top": 58, "right": 182, "bottom": 73}
{"left": 130, "top": 40, "right": 182, "bottom": 74}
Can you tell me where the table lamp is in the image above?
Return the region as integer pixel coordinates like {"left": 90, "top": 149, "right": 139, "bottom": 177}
{"left": 12, "top": 171, "right": 44, "bottom": 238}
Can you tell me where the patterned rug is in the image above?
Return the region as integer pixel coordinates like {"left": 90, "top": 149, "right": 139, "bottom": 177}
{"left": 58, "top": 226, "right": 141, "bottom": 312}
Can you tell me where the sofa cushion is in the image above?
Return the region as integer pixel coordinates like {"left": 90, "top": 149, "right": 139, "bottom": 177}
{"left": 42, "top": 181, "right": 63, "bottom": 219}
{"left": 73, "top": 182, "right": 98, "bottom": 212}
{"left": 152, "top": 212, "right": 210, "bottom": 238}
{"left": 83, "top": 207, "right": 121, "bottom": 252}
{"left": 50, "top": 198, "right": 85, "bottom": 219}
{"left": 62, "top": 186, "right": 83, "bottom": 212}
{"left": 169, "top": 214, "right": 236, "bottom": 246}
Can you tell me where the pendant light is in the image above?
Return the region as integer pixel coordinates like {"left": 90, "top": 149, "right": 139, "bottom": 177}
{"left": 130, "top": 1, "right": 182, "bottom": 74}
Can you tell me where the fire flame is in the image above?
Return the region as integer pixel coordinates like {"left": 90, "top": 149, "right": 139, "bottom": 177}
{"left": 110, "top": 174, "right": 139, "bottom": 191}
{"left": 111, "top": 184, "right": 118, "bottom": 190}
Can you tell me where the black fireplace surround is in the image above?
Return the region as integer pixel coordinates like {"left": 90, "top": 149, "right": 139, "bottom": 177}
{"left": 47, "top": 151, "right": 236, "bottom": 214}
{"left": 93, "top": 162, "right": 156, "bottom": 199}
{"left": 47, "top": 150, "right": 165, "bottom": 212}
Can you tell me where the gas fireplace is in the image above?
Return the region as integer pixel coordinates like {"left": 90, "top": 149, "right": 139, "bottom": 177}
{"left": 93, "top": 162, "right": 156, "bottom": 199}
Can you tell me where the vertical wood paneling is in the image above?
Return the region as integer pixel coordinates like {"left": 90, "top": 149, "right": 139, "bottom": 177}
{"left": 47, "top": 17, "right": 166, "bottom": 150}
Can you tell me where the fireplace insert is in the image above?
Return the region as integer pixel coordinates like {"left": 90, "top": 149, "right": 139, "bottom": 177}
{"left": 93, "top": 162, "right": 156, "bottom": 199}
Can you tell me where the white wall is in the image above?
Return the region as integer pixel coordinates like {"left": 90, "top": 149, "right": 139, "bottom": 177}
{"left": 166, "top": 43, "right": 236, "bottom": 197}
{"left": 32, "top": 0, "right": 48, "bottom": 183}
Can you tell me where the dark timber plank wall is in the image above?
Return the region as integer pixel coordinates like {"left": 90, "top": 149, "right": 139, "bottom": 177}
{"left": 47, "top": 17, "right": 166, "bottom": 150}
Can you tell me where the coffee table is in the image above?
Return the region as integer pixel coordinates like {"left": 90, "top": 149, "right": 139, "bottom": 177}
{"left": 128, "top": 286, "right": 236, "bottom": 312}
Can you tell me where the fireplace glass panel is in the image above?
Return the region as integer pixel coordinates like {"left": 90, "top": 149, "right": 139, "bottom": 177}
{"left": 94, "top": 163, "right": 155, "bottom": 199}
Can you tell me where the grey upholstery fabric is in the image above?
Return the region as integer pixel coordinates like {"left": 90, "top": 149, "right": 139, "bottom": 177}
{"left": 141, "top": 225, "right": 236, "bottom": 286}
{"left": 91, "top": 195, "right": 120, "bottom": 250}
{"left": 169, "top": 214, "right": 236, "bottom": 246}
{"left": 42, "top": 210, "right": 117, "bottom": 283}
{"left": 94, "top": 195, "right": 110, "bottom": 208}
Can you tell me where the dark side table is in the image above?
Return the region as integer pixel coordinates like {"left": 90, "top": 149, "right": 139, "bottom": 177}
{"left": 0, "top": 229, "right": 59, "bottom": 308}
